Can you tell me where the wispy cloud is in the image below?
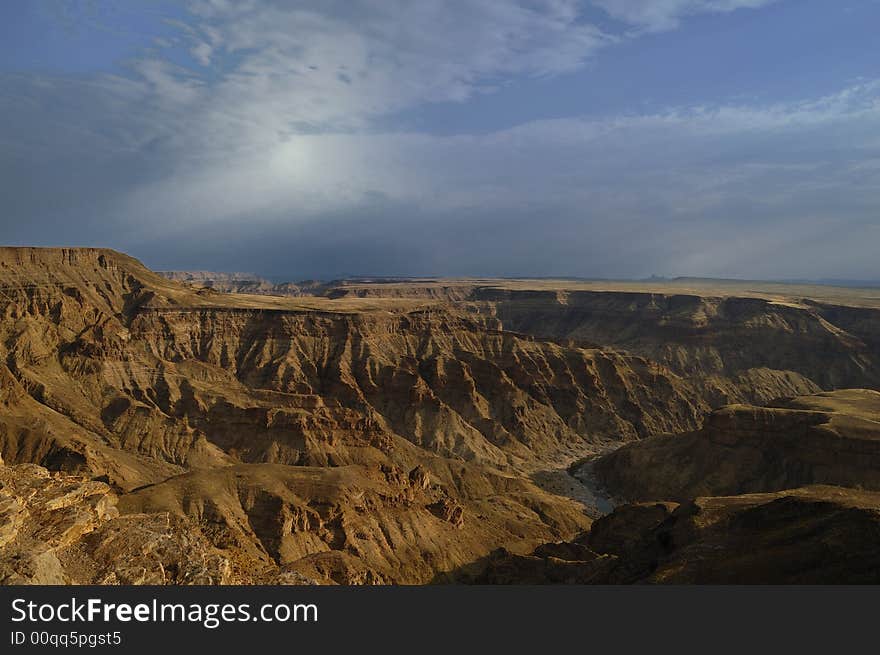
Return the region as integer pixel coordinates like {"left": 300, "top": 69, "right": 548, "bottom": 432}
{"left": 103, "top": 79, "right": 880, "bottom": 281}
{"left": 151, "top": 0, "right": 616, "bottom": 134}
{"left": 2, "top": 0, "right": 875, "bottom": 280}
{"left": 590, "top": 0, "right": 780, "bottom": 32}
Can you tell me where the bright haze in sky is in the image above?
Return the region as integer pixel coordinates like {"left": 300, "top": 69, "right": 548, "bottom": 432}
{"left": 1, "top": 0, "right": 878, "bottom": 280}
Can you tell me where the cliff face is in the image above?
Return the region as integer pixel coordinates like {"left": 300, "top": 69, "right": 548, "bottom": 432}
{"left": 591, "top": 389, "right": 880, "bottom": 502}
{"left": 124, "top": 308, "right": 705, "bottom": 468}
{"left": 288, "top": 281, "right": 880, "bottom": 404}
{"left": 468, "top": 485, "right": 880, "bottom": 584}
{"left": 460, "top": 383, "right": 880, "bottom": 585}
{"left": 478, "top": 289, "right": 878, "bottom": 405}
{"left": 162, "top": 276, "right": 880, "bottom": 406}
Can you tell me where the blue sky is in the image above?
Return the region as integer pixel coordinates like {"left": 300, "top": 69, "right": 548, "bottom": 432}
{"left": 1, "top": 0, "right": 879, "bottom": 279}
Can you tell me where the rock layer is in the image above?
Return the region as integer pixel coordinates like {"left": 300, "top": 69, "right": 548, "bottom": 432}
{"left": 592, "top": 389, "right": 880, "bottom": 502}
{"left": 0, "top": 459, "right": 235, "bottom": 584}
{"left": 466, "top": 486, "right": 880, "bottom": 584}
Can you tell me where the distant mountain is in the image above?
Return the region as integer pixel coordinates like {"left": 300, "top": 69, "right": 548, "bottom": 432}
{"left": 158, "top": 270, "right": 326, "bottom": 297}
{"left": 640, "top": 275, "right": 880, "bottom": 289}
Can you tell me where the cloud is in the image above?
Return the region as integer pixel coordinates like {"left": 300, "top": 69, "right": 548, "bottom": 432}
{"left": 159, "top": 0, "right": 614, "bottom": 135}
{"left": 97, "top": 80, "right": 880, "bottom": 281}
{"left": 2, "top": 0, "right": 876, "bottom": 280}
{"left": 1, "top": 0, "right": 780, "bottom": 157}
{"left": 590, "top": 0, "right": 780, "bottom": 32}
{"left": 190, "top": 41, "right": 213, "bottom": 66}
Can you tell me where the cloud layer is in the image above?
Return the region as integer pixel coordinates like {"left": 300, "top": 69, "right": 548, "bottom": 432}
{"left": 592, "top": 0, "right": 779, "bottom": 32}
{"left": 1, "top": 0, "right": 877, "bottom": 280}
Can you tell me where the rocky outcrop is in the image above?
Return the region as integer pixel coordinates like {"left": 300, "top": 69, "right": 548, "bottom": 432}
{"left": 117, "top": 461, "right": 587, "bottom": 584}
{"left": 622, "top": 485, "right": 880, "bottom": 584}
{"left": 462, "top": 485, "right": 880, "bottom": 584}
{"left": 591, "top": 389, "right": 880, "bottom": 502}
{"left": 0, "top": 459, "right": 237, "bottom": 584}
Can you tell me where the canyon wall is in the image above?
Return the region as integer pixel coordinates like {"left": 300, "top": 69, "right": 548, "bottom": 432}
{"left": 3, "top": 249, "right": 879, "bottom": 583}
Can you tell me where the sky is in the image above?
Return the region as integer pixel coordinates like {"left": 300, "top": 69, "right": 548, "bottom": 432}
{"left": 1, "top": 0, "right": 879, "bottom": 280}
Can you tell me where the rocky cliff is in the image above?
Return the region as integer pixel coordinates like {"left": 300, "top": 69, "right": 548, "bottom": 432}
{"left": 462, "top": 388, "right": 880, "bottom": 585}
{"left": 465, "top": 485, "right": 880, "bottom": 584}
{"left": 591, "top": 389, "right": 880, "bottom": 501}
{"left": 0, "top": 454, "right": 238, "bottom": 584}
{"left": 477, "top": 288, "right": 879, "bottom": 405}
{"left": 271, "top": 279, "right": 880, "bottom": 405}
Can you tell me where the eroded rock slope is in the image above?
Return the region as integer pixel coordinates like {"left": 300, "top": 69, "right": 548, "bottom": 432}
{"left": 592, "top": 389, "right": 880, "bottom": 501}
{"left": 465, "top": 485, "right": 880, "bottom": 584}
{"left": 0, "top": 248, "right": 698, "bottom": 583}
{"left": 3, "top": 248, "right": 879, "bottom": 584}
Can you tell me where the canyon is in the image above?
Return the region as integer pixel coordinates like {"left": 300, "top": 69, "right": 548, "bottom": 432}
{"left": 2, "top": 247, "right": 880, "bottom": 584}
